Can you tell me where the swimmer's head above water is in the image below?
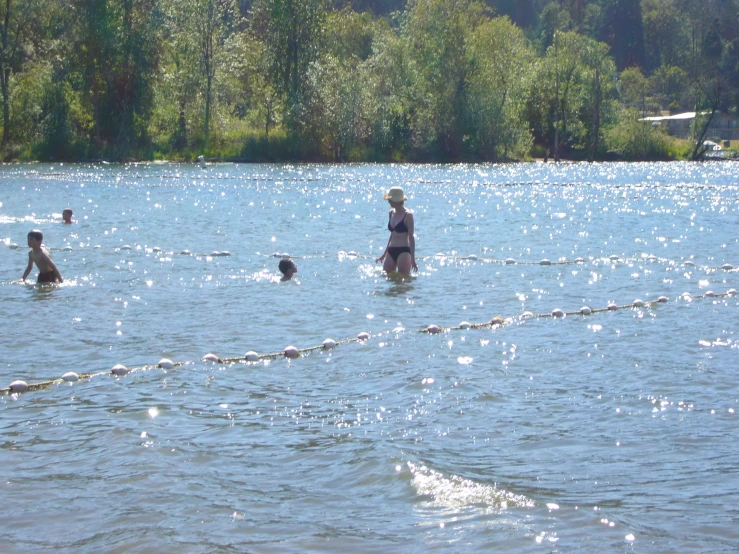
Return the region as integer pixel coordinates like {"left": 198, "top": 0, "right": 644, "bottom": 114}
{"left": 279, "top": 258, "right": 298, "bottom": 281}
{"left": 62, "top": 208, "right": 73, "bottom": 224}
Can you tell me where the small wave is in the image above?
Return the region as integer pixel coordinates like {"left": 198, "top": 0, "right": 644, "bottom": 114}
{"left": 408, "top": 461, "right": 535, "bottom": 510}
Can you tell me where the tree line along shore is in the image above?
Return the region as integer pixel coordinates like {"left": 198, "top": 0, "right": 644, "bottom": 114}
{"left": 1, "top": 0, "right": 737, "bottom": 164}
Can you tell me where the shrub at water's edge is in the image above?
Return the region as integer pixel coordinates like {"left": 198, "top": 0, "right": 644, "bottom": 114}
{"left": 605, "top": 108, "right": 691, "bottom": 161}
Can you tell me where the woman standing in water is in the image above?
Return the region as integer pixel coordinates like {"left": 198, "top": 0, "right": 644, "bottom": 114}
{"left": 376, "top": 186, "right": 418, "bottom": 274}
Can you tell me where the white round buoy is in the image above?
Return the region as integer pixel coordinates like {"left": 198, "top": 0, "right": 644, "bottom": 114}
{"left": 540, "top": 259, "right": 551, "bottom": 266}
{"left": 607, "top": 302, "right": 618, "bottom": 310}
{"left": 633, "top": 299, "right": 645, "bottom": 307}
{"left": 210, "top": 251, "right": 220, "bottom": 257}
{"left": 9, "top": 380, "right": 28, "bottom": 393}
{"left": 244, "top": 351, "right": 259, "bottom": 361}
{"left": 466, "top": 254, "right": 478, "bottom": 260}
{"left": 728, "top": 289, "right": 737, "bottom": 296}
{"left": 322, "top": 338, "right": 337, "bottom": 349}
{"left": 683, "top": 260, "right": 695, "bottom": 266}
{"left": 505, "top": 258, "right": 516, "bottom": 264}
{"left": 357, "top": 332, "right": 370, "bottom": 340}
{"left": 280, "top": 253, "right": 291, "bottom": 259}
{"left": 218, "top": 251, "right": 231, "bottom": 257}
{"left": 490, "top": 316, "right": 504, "bottom": 325}
{"left": 111, "top": 364, "right": 129, "bottom": 376}
{"left": 180, "top": 250, "right": 191, "bottom": 255}
{"left": 94, "top": 245, "right": 101, "bottom": 249}
{"left": 392, "top": 326, "right": 405, "bottom": 333}
{"left": 521, "top": 311, "right": 534, "bottom": 319}
{"left": 657, "top": 296, "right": 668, "bottom": 303}
{"left": 202, "top": 353, "right": 220, "bottom": 363}
{"left": 705, "top": 290, "right": 715, "bottom": 297}
{"left": 574, "top": 257, "right": 585, "bottom": 263}
{"left": 158, "top": 358, "right": 174, "bottom": 369}
{"left": 152, "top": 247, "right": 162, "bottom": 253}
{"left": 722, "top": 264, "right": 733, "bottom": 270}
{"left": 62, "top": 372, "right": 79, "bottom": 382}
{"left": 681, "top": 292, "right": 691, "bottom": 298}
{"left": 609, "top": 255, "right": 619, "bottom": 261}
{"left": 62, "top": 246, "right": 73, "bottom": 251}
{"left": 459, "top": 321, "right": 471, "bottom": 329}
{"left": 647, "top": 254, "right": 658, "bottom": 260}
{"left": 426, "top": 324, "right": 441, "bottom": 334}
{"left": 120, "top": 245, "right": 132, "bottom": 250}
{"left": 552, "top": 308, "right": 564, "bottom": 317}
{"left": 9, "top": 243, "right": 19, "bottom": 250}
{"left": 580, "top": 306, "right": 592, "bottom": 315}
{"left": 284, "top": 346, "right": 300, "bottom": 358}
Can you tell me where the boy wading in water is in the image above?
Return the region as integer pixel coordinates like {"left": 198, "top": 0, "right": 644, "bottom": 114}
{"left": 22, "top": 230, "right": 63, "bottom": 284}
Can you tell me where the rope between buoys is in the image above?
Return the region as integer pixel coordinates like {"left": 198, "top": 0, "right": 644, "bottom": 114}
{"left": 2, "top": 290, "right": 736, "bottom": 396}
{"left": 419, "top": 290, "right": 736, "bottom": 333}
{"left": 8, "top": 245, "right": 735, "bottom": 273}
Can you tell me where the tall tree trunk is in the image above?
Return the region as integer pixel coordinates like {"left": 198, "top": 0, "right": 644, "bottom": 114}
{"left": 588, "top": 68, "right": 601, "bottom": 163}
{"left": 1, "top": 68, "right": 9, "bottom": 145}
{"left": 690, "top": 105, "right": 718, "bottom": 160}
{"left": 1, "top": 0, "right": 10, "bottom": 145}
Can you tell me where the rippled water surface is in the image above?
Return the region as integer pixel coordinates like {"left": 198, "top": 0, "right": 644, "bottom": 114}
{"left": 1, "top": 162, "right": 739, "bottom": 553}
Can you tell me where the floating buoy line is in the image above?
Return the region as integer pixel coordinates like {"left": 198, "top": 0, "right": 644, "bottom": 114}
{"left": 3, "top": 290, "right": 736, "bottom": 397}
{"left": 420, "top": 289, "right": 736, "bottom": 333}
{"left": 27, "top": 169, "right": 739, "bottom": 191}
{"left": 4, "top": 242, "right": 738, "bottom": 273}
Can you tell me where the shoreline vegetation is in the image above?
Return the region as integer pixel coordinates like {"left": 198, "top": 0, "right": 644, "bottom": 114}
{"left": 1, "top": 0, "right": 737, "bottom": 165}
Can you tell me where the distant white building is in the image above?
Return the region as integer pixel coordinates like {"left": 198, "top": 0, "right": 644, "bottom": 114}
{"left": 640, "top": 111, "right": 739, "bottom": 140}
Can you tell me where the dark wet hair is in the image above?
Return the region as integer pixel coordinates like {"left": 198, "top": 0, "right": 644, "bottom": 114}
{"left": 28, "top": 230, "right": 43, "bottom": 242}
{"left": 278, "top": 258, "right": 295, "bottom": 275}
{"left": 63, "top": 208, "right": 73, "bottom": 216}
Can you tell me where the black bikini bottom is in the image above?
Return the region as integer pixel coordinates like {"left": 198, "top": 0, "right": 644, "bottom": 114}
{"left": 388, "top": 246, "right": 411, "bottom": 262}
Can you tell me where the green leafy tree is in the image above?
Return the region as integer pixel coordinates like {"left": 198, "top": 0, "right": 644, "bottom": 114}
{"left": 0, "top": 0, "right": 46, "bottom": 145}
{"left": 229, "top": 31, "right": 280, "bottom": 144}
{"left": 579, "top": 36, "right": 617, "bottom": 161}
{"left": 642, "top": 0, "right": 689, "bottom": 71}
{"left": 402, "top": 0, "right": 485, "bottom": 158}
{"left": 599, "top": 0, "right": 645, "bottom": 70}
{"left": 467, "top": 16, "right": 534, "bottom": 160}
{"left": 541, "top": 31, "right": 585, "bottom": 160}
{"left": 619, "top": 66, "right": 649, "bottom": 114}
{"left": 535, "top": 1, "right": 572, "bottom": 52}
{"left": 165, "top": 0, "right": 239, "bottom": 151}
{"left": 363, "top": 25, "right": 417, "bottom": 159}
{"left": 256, "top": 0, "right": 326, "bottom": 140}
{"left": 63, "top": 0, "right": 162, "bottom": 156}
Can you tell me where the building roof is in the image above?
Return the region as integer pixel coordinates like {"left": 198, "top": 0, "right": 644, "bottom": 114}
{"left": 640, "top": 112, "right": 696, "bottom": 122}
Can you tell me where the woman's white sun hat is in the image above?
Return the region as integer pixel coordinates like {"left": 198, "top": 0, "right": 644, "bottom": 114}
{"left": 383, "top": 186, "right": 407, "bottom": 202}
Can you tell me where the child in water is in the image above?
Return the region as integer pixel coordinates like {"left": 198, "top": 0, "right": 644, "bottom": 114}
{"left": 22, "top": 230, "right": 63, "bottom": 284}
{"left": 62, "top": 208, "right": 74, "bottom": 224}
{"left": 278, "top": 258, "right": 298, "bottom": 281}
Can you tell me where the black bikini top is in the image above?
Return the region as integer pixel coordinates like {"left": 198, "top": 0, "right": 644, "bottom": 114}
{"left": 388, "top": 212, "right": 409, "bottom": 233}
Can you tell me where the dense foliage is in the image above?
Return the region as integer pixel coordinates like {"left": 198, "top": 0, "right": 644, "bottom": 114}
{"left": 1, "top": 0, "right": 737, "bottom": 161}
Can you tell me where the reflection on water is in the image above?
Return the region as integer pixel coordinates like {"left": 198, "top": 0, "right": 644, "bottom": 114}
{"left": 1, "top": 162, "right": 739, "bottom": 553}
{"left": 382, "top": 272, "right": 416, "bottom": 297}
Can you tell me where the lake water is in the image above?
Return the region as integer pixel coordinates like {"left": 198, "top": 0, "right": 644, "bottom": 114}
{"left": 1, "top": 161, "right": 738, "bottom": 553}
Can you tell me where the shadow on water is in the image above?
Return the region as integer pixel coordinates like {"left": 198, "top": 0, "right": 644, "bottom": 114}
{"left": 382, "top": 272, "right": 416, "bottom": 297}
